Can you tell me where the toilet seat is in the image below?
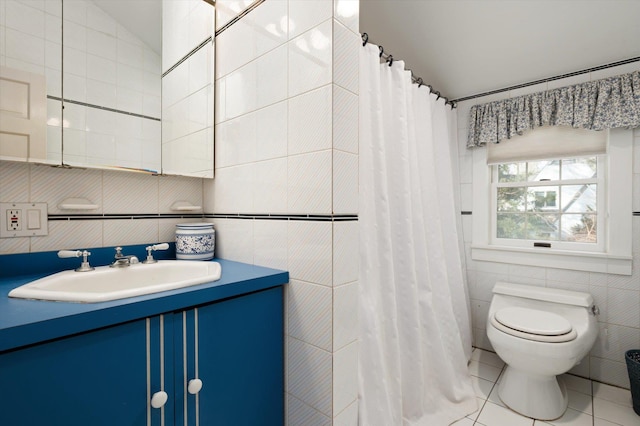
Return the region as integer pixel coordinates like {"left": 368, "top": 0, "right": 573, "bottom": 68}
{"left": 491, "top": 307, "right": 577, "bottom": 343}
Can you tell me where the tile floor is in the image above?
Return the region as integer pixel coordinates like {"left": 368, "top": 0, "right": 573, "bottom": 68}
{"left": 452, "top": 348, "right": 640, "bottom": 426}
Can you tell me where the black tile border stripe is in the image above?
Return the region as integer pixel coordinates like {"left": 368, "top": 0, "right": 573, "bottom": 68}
{"left": 48, "top": 96, "right": 161, "bottom": 121}
{"left": 206, "top": 214, "right": 358, "bottom": 222}
{"left": 47, "top": 213, "right": 359, "bottom": 222}
{"left": 48, "top": 214, "right": 204, "bottom": 221}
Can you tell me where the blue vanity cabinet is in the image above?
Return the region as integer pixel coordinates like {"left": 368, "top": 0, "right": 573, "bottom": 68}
{"left": 173, "top": 285, "right": 284, "bottom": 426}
{"left": 0, "top": 285, "right": 284, "bottom": 426}
{"left": 0, "top": 318, "right": 149, "bottom": 425}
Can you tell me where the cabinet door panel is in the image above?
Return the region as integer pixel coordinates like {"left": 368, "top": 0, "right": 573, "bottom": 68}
{"left": 198, "top": 286, "right": 284, "bottom": 426}
{"left": 0, "top": 319, "right": 147, "bottom": 426}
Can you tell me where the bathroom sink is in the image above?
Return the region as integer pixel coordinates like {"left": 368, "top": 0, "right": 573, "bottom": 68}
{"left": 8, "top": 260, "right": 222, "bottom": 303}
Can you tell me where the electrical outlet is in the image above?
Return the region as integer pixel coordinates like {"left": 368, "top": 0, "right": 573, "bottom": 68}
{"left": 7, "top": 209, "right": 21, "bottom": 231}
{"left": 0, "top": 203, "right": 48, "bottom": 238}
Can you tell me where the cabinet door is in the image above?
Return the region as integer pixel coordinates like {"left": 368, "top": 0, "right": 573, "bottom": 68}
{"left": 0, "top": 319, "right": 148, "bottom": 426}
{"left": 196, "top": 286, "right": 284, "bottom": 426}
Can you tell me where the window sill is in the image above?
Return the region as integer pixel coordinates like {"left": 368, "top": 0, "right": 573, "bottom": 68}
{"left": 471, "top": 245, "right": 631, "bottom": 275}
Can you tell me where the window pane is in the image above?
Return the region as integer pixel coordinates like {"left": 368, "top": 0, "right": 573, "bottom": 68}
{"left": 498, "top": 162, "right": 527, "bottom": 183}
{"left": 497, "top": 213, "right": 526, "bottom": 239}
{"left": 528, "top": 214, "right": 559, "bottom": 240}
{"left": 497, "top": 187, "right": 526, "bottom": 212}
{"left": 527, "top": 186, "right": 559, "bottom": 212}
{"left": 562, "top": 214, "right": 597, "bottom": 242}
{"left": 528, "top": 160, "right": 559, "bottom": 181}
{"left": 561, "top": 184, "right": 597, "bottom": 213}
{"left": 561, "top": 158, "right": 597, "bottom": 180}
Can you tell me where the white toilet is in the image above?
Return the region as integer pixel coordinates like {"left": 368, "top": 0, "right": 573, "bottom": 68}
{"left": 486, "top": 282, "right": 598, "bottom": 420}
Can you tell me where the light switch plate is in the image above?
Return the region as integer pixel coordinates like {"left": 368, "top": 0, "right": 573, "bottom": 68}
{"left": 0, "top": 202, "right": 48, "bottom": 238}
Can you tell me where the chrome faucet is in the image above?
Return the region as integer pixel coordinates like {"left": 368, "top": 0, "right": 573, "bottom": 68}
{"left": 110, "top": 246, "right": 139, "bottom": 268}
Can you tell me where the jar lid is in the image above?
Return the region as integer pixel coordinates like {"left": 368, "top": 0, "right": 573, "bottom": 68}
{"left": 176, "top": 222, "right": 214, "bottom": 229}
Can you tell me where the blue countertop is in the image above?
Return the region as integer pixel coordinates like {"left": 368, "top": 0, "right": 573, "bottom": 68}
{"left": 0, "top": 248, "right": 288, "bottom": 353}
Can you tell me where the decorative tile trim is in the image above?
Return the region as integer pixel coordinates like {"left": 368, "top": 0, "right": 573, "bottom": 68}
{"left": 47, "top": 96, "right": 161, "bottom": 121}
{"left": 46, "top": 213, "right": 359, "bottom": 222}
{"left": 205, "top": 213, "right": 358, "bottom": 222}
{"left": 48, "top": 213, "right": 204, "bottom": 221}
{"left": 633, "top": 212, "right": 640, "bottom": 216}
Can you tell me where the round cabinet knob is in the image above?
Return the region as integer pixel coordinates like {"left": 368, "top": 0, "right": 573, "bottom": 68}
{"left": 187, "top": 378, "right": 203, "bottom": 395}
{"left": 151, "top": 391, "right": 168, "bottom": 408}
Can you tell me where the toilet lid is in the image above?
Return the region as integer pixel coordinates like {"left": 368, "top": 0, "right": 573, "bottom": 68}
{"left": 491, "top": 307, "right": 577, "bottom": 343}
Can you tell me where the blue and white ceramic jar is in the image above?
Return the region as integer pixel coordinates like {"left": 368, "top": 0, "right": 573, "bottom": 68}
{"left": 175, "top": 223, "right": 215, "bottom": 260}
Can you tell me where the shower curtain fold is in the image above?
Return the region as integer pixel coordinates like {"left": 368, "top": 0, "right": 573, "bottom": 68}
{"left": 358, "top": 43, "right": 476, "bottom": 426}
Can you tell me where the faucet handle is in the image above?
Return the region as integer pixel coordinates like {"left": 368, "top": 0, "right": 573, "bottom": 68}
{"left": 114, "top": 246, "right": 123, "bottom": 257}
{"left": 58, "top": 249, "right": 94, "bottom": 272}
{"left": 151, "top": 243, "right": 169, "bottom": 251}
{"left": 143, "top": 243, "right": 169, "bottom": 264}
{"left": 58, "top": 250, "right": 83, "bottom": 258}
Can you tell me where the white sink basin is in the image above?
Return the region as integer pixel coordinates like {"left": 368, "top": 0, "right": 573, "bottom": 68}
{"left": 9, "top": 260, "right": 222, "bottom": 303}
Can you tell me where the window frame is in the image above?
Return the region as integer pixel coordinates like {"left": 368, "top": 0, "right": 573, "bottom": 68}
{"left": 471, "top": 128, "right": 633, "bottom": 275}
{"left": 489, "top": 156, "right": 606, "bottom": 253}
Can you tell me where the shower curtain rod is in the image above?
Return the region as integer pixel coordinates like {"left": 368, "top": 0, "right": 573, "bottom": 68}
{"left": 361, "top": 33, "right": 456, "bottom": 109}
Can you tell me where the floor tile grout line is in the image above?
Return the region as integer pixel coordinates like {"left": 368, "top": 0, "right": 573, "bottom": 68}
{"left": 472, "top": 361, "right": 507, "bottom": 425}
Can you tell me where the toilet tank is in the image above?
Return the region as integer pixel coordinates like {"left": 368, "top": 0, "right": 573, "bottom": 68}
{"left": 492, "top": 282, "right": 593, "bottom": 307}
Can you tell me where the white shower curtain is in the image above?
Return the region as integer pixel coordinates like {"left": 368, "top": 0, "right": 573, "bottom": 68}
{"left": 358, "top": 43, "right": 477, "bottom": 426}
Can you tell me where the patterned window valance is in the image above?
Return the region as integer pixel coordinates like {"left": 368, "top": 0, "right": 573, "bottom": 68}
{"left": 467, "top": 70, "right": 640, "bottom": 147}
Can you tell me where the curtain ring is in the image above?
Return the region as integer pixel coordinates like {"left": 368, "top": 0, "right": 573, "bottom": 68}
{"left": 378, "top": 45, "right": 384, "bottom": 57}
{"left": 417, "top": 77, "right": 424, "bottom": 88}
{"left": 387, "top": 55, "right": 393, "bottom": 66}
{"left": 361, "top": 33, "right": 369, "bottom": 46}
{"left": 434, "top": 91, "right": 441, "bottom": 100}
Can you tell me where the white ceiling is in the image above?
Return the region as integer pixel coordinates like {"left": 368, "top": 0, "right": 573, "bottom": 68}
{"left": 360, "top": 0, "right": 640, "bottom": 100}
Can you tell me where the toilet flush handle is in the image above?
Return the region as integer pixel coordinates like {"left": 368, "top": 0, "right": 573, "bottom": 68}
{"left": 591, "top": 305, "right": 600, "bottom": 316}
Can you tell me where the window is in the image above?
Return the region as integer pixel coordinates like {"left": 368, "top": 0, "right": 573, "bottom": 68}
{"left": 492, "top": 157, "right": 604, "bottom": 252}
{"left": 471, "top": 127, "right": 632, "bottom": 275}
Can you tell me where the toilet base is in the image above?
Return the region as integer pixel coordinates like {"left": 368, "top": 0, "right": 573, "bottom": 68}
{"left": 498, "top": 366, "right": 568, "bottom": 420}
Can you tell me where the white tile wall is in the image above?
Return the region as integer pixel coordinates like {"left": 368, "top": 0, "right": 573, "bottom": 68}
{"left": 215, "top": 0, "right": 288, "bottom": 79}
{"left": 457, "top": 62, "right": 640, "bottom": 388}
{"left": 288, "top": 86, "right": 333, "bottom": 156}
{"left": 288, "top": 19, "right": 333, "bottom": 98}
{"left": 287, "top": 336, "right": 333, "bottom": 415}
{"left": 0, "top": 161, "right": 203, "bottom": 254}
{"left": 208, "top": 1, "right": 360, "bottom": 422}
{"left": 288, "top": 151, "right": 332, "bottom": 214}
{"left": 286, "top": 393, "right": 332, "bottom": 426}
{"left": 288, "top": 279, "right": 333, "bottom": 351}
